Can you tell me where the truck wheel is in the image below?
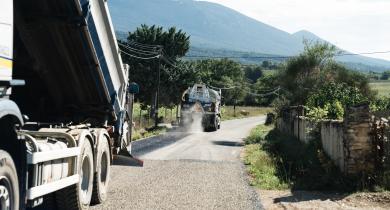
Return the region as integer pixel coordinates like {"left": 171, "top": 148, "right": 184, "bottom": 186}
{"left": 91, "top": 137, "right": 110, "bottom": 204}
{"left": 211, "top": 117, "right": 218, "bottom": 131}
{"left": 56, "top": 140, "right": 94, "bottom": 210}
{"left": 0, "top": 150, "right": 19, "bottom": 210}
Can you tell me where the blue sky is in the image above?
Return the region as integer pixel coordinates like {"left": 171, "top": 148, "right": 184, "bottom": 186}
{"left": 204, "top": 0, "right": 390, "bottom": 61}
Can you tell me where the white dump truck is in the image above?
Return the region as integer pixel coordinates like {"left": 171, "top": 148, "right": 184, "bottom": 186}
{"left": 180, "top": 84, "right": 221, "bottom": 131}
{"left": 0, "top": 0, "right": 134, "bottom": 209}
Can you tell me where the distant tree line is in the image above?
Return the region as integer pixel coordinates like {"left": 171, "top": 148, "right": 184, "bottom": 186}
{"left": 120, "top": 25, "right": 387, "bottom": 121}
{"left": 120, "top": 24, "right": 283, "bottom": 112}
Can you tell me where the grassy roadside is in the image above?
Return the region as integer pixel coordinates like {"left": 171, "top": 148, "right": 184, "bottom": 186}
{"left": 222, "top": 106, "right": 273, "bottom": 121}
{"left": 244, "top": 125, "right": 288, "bottom": 190}
{"left": 132, "top": 127, "right": 167, "bottom": 141}
{"left": 243, "top": 125, "right": 354, "bottom": 192}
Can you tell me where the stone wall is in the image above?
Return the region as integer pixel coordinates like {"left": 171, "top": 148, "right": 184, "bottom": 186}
{"left": 276, "top": 104, "right": 376, "bottom": 175}
{"left": 343, "top": 105, "right": 374, "bottom": 175}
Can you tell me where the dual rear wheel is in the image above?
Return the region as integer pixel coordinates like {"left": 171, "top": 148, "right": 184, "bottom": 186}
{"left": 56, "top": 133, "right": 111, "bottom": 210}
{"left": 0, "top": 131, "right": 111, "bottom": 210}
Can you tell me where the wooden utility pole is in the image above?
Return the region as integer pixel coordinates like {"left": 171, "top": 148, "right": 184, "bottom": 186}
{"left": 154, "top": 53, "right": 161, "bottom": 127}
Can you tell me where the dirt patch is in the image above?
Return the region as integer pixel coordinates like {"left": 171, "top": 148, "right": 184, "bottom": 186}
{"left": 257, "top": 190, "right": 390, "bottom": 210}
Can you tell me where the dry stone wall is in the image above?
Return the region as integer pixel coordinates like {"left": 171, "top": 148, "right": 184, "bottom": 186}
{"left": 276, "top": 104, "right": 377, "bottom": 175}
{"left": 343, "top": 105, "right": 374, "bottom": 175}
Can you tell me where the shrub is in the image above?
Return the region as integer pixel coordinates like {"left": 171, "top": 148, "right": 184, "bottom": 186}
{"left": 326, "top": 100, "right": 344, "bottom": 120}
{"left": 306, "top": 82, "right": 368, "bottom": 119}
{"left": 306, "top": 106, "right": 328, "bottom": 121}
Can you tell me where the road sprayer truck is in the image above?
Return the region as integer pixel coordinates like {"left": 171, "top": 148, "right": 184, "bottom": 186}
{"left": 180, "top": 84, "right": 221, "bottom": 131}
{"left": 0, "top": 0, "right": 135, "bottom": 209}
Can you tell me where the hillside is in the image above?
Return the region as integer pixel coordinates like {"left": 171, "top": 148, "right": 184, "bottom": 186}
{"left": 292, "top": 30, "right": 390, "bottom": 69}
{"left": 109, "top": 0, "right": 390, "bottom": 71}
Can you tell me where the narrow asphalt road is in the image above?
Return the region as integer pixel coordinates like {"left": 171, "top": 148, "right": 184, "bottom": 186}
{"left": 91, "top": 116, "right": 265, "bottom": 210}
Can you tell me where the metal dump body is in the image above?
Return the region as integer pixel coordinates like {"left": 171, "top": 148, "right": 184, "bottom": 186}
{"left": 13, "top": 0, "right": 128, "bottom": 122}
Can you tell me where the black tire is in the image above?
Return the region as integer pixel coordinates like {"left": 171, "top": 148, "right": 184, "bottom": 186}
{"left": 211, "top": 116, "right": 218, "bottom": 131}
{"left": 56, "top": 140, "right": 94, "bottom": 210}
{"left": 0, "top": 150, "right": 19, "bottom": 210}
{"left": 91, "top": 137, "right": 110, "bottom": 204}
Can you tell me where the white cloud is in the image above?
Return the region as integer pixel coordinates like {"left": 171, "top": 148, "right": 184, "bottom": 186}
{"left": 203, "top": 0, "right": 390, "bottom": 61}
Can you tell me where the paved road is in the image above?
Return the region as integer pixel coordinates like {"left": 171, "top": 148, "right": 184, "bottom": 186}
{"left": 91, "top": 116, "right": 265, "bottom": 210}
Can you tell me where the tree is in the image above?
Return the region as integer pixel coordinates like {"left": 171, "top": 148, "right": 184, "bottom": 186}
{"left": 278, "top": 41, "right": 337, "bottom": 105}
{"left": 252, "top": 74, "right": 279, "bottom": 106}
{"left": 244, "top": 66, "right": 263, "bottom": 83}
{"left": 381, "top": 71, "right": 390, "bottom": 80}
{"left": 120, "top": 24, "right": 190, "bottom": 108}
{"left": 188, "top": 59, "right": 247, "bottom": 105}
{"left": 277, "top": 41, "right": 374, "bottom": 108}
{"left": 262, "top": 61, "right": 270, "bottom": 68}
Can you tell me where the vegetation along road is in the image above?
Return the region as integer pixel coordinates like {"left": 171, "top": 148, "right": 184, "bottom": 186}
{"left": 91, "top": 116, "right": 265, "bottom": 210}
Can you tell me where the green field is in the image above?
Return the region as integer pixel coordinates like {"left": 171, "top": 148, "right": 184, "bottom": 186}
{"left": 262, "top": 69, "right": 277, "bottom": 76}
{"left": 370, "top": 81, "right": 390, "bottom": 97}
{"left": 221, "top": 106, "right": 274, "bottom": 121}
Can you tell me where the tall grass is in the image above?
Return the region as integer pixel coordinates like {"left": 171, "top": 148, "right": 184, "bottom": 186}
{"left": 244, "top": 125, "right": 356, "bottom": 191}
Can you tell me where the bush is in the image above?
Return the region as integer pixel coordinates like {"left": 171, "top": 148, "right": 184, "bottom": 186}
{"left": 306, "top": 82, "right": 368, "bottom": 119}
{"left": 370, "top": 96, "right": 390, "bottom": 112}
{"left": 306, "top": 106, "right": 328, "bottom": 121}
{"left": 326, "top": 100, "right": 344, "bottom": 120}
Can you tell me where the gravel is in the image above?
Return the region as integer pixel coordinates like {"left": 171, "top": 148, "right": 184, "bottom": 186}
{"left": 31, "top": 116, "right": 265, "bottom": 210}
{"left": 91, "top": 159, "right": 263, "bottom": 210}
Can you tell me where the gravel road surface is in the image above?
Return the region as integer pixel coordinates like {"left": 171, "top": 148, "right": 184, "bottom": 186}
{"left": 91, "top": 116, "right": 266, "bottom": 210}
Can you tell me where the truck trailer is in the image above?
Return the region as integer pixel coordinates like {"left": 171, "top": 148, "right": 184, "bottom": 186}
{"left": 180, "top": 84, "right": 221, "bottom": 131}
{"left": 0, "top": 0, "right": 133, "bottom": 209}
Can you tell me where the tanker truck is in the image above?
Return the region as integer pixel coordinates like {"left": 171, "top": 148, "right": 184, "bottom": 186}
{"left": 180, "top": 84, "right": 221, "bottom": 131}
{"left": 0, "top": 0, "right": 134, "bottom": 209}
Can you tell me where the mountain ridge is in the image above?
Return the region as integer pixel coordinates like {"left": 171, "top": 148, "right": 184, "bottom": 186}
{"left": 109, "top": 0, "right": 390, "bottom": 70}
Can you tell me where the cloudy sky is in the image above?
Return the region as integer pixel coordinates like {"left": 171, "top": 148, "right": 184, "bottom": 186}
{"left": 204, "top": 0, "right": 390, "bottom": 61}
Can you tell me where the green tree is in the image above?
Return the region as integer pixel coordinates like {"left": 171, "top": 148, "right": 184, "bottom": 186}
{"left": 262, "top": 60, "right": 270, "bottom": 68}
{"left": 278, "top": 41, "right": 374, "bottom": 109}
{"left": 120, "top": 24, "right": 190, "bottom": 107}
{"left": 244, "top": 66, "right": 263, "bottom": 83}
{"left": 381, "top": 71, "right": 390, "bottom": 80}
{"left": 190, "top": 59, "right": 247, "bottom": 105}
{"left": 279, "top": 41, "right": 337, "bottom": 105}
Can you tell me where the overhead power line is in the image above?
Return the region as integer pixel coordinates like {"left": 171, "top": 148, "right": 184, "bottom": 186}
{"left": 120, "top": 50, "right": 160, "bottom": 60}
{"left": 118, "top": 43, "right": 160, "bottom": 56}
{"left": 208, "top": 85, "right": 239, "bottom": 90}
{"left": 336, "top": 50, "right": 390, "bottom": 56}
{"left": 127, "top": 41, "right": 162, "bottom": 50}
{"left": 244, "top": 87, "right": 281, "bottom": 97}
{"left": 185, "top": 50, "right": 390, "bottom": 59}
{"left": 185, "top": 55, "right": 290, "bottom": 59}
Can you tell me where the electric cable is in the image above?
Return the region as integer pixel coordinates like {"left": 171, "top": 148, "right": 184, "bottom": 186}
{"left": 120, "top": 50, "right": 160, "bottom": 60}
